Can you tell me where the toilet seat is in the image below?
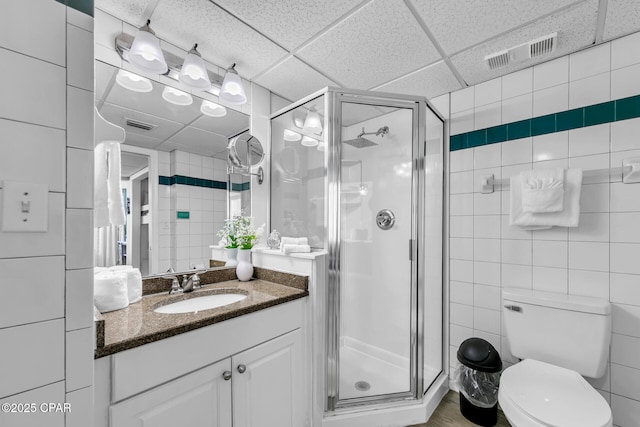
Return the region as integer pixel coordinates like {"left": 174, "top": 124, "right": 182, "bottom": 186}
{"left": 499, "top": 359, "right": 612, "bottom": 427}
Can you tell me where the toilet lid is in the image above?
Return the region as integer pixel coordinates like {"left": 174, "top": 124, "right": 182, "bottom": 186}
{"left": 500, "top": 359, "right": 611, "bottom": 427}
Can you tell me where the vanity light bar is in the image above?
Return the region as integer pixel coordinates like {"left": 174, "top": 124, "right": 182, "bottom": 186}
{"left": 115, "top": 32, "right": 225, "bottom": 96}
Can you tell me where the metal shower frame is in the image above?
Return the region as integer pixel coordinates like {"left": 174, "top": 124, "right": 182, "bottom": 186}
{"left": 269, "top": 86, "right": 446, "bottom": 416}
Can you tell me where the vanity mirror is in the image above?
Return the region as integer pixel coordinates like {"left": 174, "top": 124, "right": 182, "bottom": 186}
{"left": 94, "top": 60, "right": 251, "bottom": 275}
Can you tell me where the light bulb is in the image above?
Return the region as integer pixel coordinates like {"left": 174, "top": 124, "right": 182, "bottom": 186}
{"left": 128, "top": 20, "right": 168, "bottom": 74}
{"left": 219, "top": 64, "right": 247, "bottom": 104}
{"left": 200, "top": 100, "right": 227, "bottom": 117}
{"left": 359, "top": 184, "right": 368, "bottom": 196}
{"left": 115, "top": 69, "right": 153, "bottom": 93}
{"left": 301, "top": 136, "right": 318, "bottom": 147}
{"left": 178, "top": 44, "right": 211, "bottom": 90}
{"left": 162, "top": 86, "right": 193, "bottom": 106}
{"left": 283, "top": 129, "right": 302, "bottom": 141}
{"left": 317, "top": 143, "right": 326, "bottom": 152}
{"left": 303, "top": 107, "right": 322, "bottom": 135}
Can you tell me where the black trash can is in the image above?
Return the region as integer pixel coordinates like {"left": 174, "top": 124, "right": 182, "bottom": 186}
{"left": 455, "top": 337, "right": 502, "bottom": 427}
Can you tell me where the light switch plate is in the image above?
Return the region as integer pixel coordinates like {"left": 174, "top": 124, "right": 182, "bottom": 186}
{"left": 1, "top": 181, "right": 49, "bottom": 232}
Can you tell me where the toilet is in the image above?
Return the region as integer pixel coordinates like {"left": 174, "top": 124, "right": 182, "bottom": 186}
{"left": 499, "top": 289, "right": 613, "bottom": 427}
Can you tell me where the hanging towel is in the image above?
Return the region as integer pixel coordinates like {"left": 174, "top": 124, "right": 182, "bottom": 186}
{"left": 520, "top": 168, "right": 564, "bottom": 213}
{"left": 93, "top": 270, "right": 129, "bottom": 313}
{"left": 94, "top": 141, "right": 126, "bottom": 228}
{"left": 281, "top": 244, "right": 311, "bottom": 254}
{"left": 510, "top": 168, "right": 583, "bottom": 228}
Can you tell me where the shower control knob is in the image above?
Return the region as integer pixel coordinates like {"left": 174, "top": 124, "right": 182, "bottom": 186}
{"left": 376, "top": 209, "right": 395, "bottom": 230}
{"left": 237, "top": 364, "right": 246, "bottom": 374}
{"left": 222, "top": 371, "right": 232, "bottom": 381}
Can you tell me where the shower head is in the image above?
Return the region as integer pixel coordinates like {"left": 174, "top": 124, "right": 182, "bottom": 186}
{"left": 343, "top": 125, "right": 389, "bottom": 148}
{"left": 343, "top": 136, "right": 378, "bottom": 148}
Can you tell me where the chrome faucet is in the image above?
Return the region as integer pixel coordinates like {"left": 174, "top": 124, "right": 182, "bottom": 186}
{"left": 167, "top": 276, "right": 182, "bottom": 295}
{"left": 181, "top": 273, "right": 201, "bottom": 293}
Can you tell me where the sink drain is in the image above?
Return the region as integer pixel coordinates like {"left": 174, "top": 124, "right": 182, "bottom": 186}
{"left": 354, "top": 381, "right": 371, "bottom": 391}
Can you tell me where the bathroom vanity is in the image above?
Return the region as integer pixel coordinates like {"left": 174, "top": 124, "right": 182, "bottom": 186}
{"left": 93, "top": 267, "right": 312, "bottom": 427}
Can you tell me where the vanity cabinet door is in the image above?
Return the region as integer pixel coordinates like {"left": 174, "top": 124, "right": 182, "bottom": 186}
{"left": 110, "top": 358, "right": 233, "bottom": 427}
{"left": 232, "top": 329, "right": 303, "bottom": 427}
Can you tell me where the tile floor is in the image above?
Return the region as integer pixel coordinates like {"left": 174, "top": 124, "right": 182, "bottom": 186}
{"left": 408, "top": 391, "right": 511, "bottom": 427}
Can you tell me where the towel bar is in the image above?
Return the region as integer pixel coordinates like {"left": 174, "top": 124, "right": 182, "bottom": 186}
{"left": 480, "top": 157, "right": 640, "bottom": 194}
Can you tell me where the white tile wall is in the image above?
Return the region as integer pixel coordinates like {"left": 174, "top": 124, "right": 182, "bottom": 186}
{"left": 447, "top": 32, "right": 640, "bottom": 425}
{"left": 0, "top": 319, "right": 65, "bottom": 397}
{"left": 1, "top": 6, "right": 95, "bottom": 426}
{"left": 66, "top": 328, "right": 94, "bottom": 392}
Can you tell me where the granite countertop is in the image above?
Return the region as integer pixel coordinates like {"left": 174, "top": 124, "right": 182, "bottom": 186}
{"left": 95, "top": 274, "right": 308, "bottom": 359}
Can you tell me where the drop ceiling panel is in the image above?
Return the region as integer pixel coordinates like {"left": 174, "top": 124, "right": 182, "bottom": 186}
{"left": 409, "top": 0, "right": 579, "bottom": 55}
{"left": 94, "top": 0, "right": 154, "bottom": 26}
{"left": 341, "top": 104, "right": 394, "bottom": 127}
{"left": 99, "top": 102, "right": 185, "bottom": 140}
{"left": 191, "top": 108, "right": 249, "bottom": 136}
{"left": 451, "top": 0, "right": 599, "bottom": 85}
{"left": 149, "top": 0, "right": 288, "bottom": 79}
{"left": 603, "top": 0, "right": 640, "bottom": 40}
{"left": 297, "top": 0, "right": 441, "bottom": 89}
{"left": 165, "top": 126, "right": 229, "bottom": 152}
{"left": 105, "top": 80, "right": 203, "bottom": 125}
{"left": 159, "top": 128, "right": 229, "bottom": 157}
{"left": 211, "top": 0, "right": 364, "bottom": 51}
{"left": 255, "top": 57, "right": 338, "bottom": 102}
{"left": 374, "top": 61, "right": 462, "bottom": 100}
{"left": 122, "top": 133, "right": 164, "bottom": 150}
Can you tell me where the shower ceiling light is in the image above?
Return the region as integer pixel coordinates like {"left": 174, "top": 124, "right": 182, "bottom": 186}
{"left": 303, "top": 107, "right": 322, "bottom": 135}
{"left": 220, "top": 63, "right": 247, "bottom": 105}
{"left": 301, "top": 136, "right": 318, "bottom": 147}
{"left": 115, "top": 69, "right": 153, "bottom": 93}
{"left": 200, "top": 100, "right": 227, "bottom": 117}
{"left": 162, "top": 86, "right": 193, "bottom": 106}
{"left": 283, "top": 129, "right": 302, "bottom": 142}
{"left": 128, "top": 20, "right": 168, "bottom": 74}
{"left": 359, "top": 184, "right": 368, "bottom": 196}
{"left": 179, "top": 44, "right": 211, "bottom": 90}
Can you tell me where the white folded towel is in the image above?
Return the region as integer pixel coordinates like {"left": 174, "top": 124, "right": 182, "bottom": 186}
{"left": 282, "top": 244, "right": 311, "bottom": 254}
{"left": 109, "top": 266, "right": 143, "bottom": 304}
{"left": 94, "top": 271, "right": 129, "bottom": 313}
{"left": 279, "top": 237, "right": 308, "bottom": 251}
{"left": 521, "top": 168, "right": 564, "bottom": 213}
{"left": 510, "top": 168, "right": 583, "bottom": 228}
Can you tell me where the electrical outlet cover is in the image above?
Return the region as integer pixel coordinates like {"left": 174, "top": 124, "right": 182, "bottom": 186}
{"left": 1, "top": 181, "right": 49, "bottom": 232}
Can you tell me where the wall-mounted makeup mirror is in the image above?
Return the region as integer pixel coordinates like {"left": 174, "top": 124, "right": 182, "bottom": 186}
{"left": 228, "top": 133, "right": 265, "bottom": 168}
{"left": 94, "top": 60, "right": 251, "bottom": 275}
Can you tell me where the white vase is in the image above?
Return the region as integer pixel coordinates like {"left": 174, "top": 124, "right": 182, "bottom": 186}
{"left": 224, "top": 247, "right": 238, "bottom": 267}
{"left": 236, "top": 249, "right": 254, "bottom": 282}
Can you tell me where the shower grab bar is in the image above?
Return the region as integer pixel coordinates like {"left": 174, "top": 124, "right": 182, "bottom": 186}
{"left": 480, "top": 158, "right": 640, "bottom": 194}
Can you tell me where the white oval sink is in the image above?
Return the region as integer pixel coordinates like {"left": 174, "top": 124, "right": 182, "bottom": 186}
{"left": 155, "top": 293, "right": 247, "bottom": 314}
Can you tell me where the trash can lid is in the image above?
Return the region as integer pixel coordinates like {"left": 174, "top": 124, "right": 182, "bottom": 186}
{"left": 457, "top": 337, "right": 502, "bottom": 373}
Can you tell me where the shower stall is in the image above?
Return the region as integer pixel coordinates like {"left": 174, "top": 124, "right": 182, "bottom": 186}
{"left": 270, "top": 87, "right": 445, "bottom": 425}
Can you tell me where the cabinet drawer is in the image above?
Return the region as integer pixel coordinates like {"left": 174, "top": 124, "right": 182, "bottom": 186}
{"left": 112, "top": 299, "right": 303, "bottom": 401}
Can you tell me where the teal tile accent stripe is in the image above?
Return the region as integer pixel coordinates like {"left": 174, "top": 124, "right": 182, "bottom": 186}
{"left": 177, "top": 211, "right": 190, "bottom": 219}
{"left": 159, "top": 175, "right": 227, "bottom": 190}
{"left": 56, "top": 0, "right": 94, "bottom": 16}
{"left": 450, "top": 94, "right": 640, "bottom": 151}
{"left": 231, "top": 182, "right": 251, "bottom": 191}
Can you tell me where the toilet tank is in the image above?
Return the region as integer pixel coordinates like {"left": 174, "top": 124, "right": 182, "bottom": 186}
{"left": 503, "top": 289, "right": 611, "bottom": 378}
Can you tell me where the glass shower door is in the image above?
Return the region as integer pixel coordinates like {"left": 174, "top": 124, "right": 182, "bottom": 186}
{"left": 331, "top": 97, "right": 420, "bottom": 408}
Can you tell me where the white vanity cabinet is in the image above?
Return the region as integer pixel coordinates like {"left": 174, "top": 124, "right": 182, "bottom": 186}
{"left": 95, "top": 299, "right": 309, "bottom": 427}
{"left": 110, "top": 358, "right": 233, "bottom": 427}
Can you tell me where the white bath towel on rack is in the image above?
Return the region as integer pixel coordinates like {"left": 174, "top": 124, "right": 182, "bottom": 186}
{"left": 521, "top": 168, "right": 564, "bottom": 213}
{"left": 510, "top": 168, "right": 583, "bottom": 228}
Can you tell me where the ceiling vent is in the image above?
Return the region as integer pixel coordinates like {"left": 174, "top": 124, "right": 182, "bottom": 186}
{"left": 125, "top": 118, "right": 156, "bottom": 131}
{"left": 484, "top": 32, "right": 557, "bottom": 70}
